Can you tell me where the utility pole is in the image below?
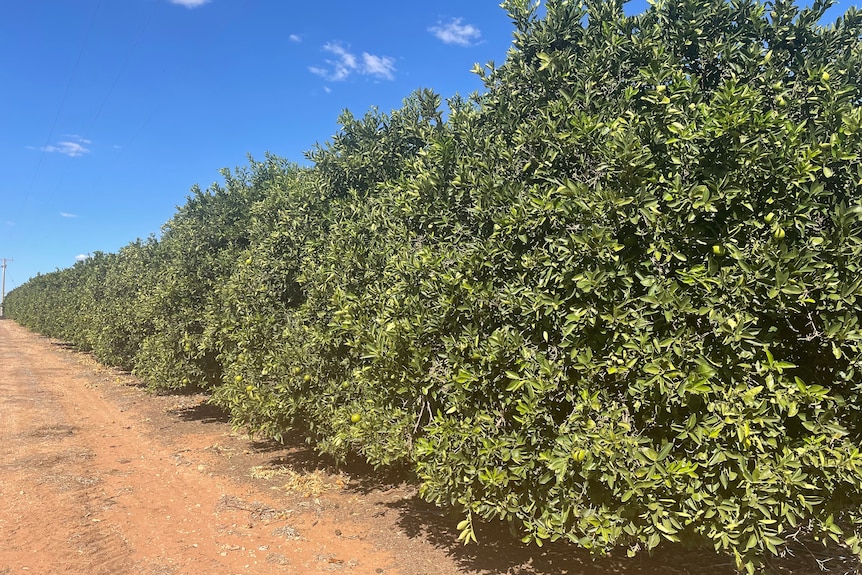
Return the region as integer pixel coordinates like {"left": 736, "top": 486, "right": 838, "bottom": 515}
{"left": 0, "top": 258, "right": 11, "bottom": 319}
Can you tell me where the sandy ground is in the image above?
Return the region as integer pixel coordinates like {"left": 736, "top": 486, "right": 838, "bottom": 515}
{"left": 0, "top": 319, "right": 855, "bottom": 575}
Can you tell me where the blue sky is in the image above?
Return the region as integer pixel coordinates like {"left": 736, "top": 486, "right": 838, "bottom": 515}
{"left": 1, "top": 0, "right": 533, "bottom": 286}
{"left": 0, "top": 0, "right": 849, "bottom": 288}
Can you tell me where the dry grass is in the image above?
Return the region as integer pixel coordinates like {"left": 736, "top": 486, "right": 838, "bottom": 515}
{"left": 250, "top": 465, "right": 347, "bottom": 497}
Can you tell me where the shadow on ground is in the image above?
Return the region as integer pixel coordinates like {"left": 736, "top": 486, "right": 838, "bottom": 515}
{"left": 137, "top": 379, "right": 859, "bottom": 575}
{"left": 49, "top": 341, "right": 79, "bottom": 351}
{"left": 171, "top": 401, "right": 232, "bottom": 424}
{"left": 248, "top": 433, "right": 860, "bottom": 575}
{"left": 381, "top": 495, "right": 736, "bottom": 575}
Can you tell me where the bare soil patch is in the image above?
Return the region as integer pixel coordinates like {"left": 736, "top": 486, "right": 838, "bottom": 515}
{"left": 0, "top": 319, "right": 855, "bottom": 574}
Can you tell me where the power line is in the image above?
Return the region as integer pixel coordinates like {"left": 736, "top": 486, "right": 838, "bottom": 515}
{"left": 27, "top": 0, "right": 103, "bottom": 196}
{"left": 85, "top": 0, "right": 158, "bottom": 140}
{"left": 107, "top": 3, "right": 260, "bottom": 171}
{"left": 48, "top": 0, "right": 159, "bottom": 204}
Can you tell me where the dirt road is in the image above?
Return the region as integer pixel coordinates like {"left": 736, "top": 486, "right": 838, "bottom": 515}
{"left": 1, "top": 319, "right": 844, "bottom": 575}
{"left": 0, "top": 319, "right": 417, "bottom": 574}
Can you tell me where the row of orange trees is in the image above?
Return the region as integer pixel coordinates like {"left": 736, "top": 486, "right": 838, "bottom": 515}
{"left": 8, "top": 0, "right": 862, "bottom": 571}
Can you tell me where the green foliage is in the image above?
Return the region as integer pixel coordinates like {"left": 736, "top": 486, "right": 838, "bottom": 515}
{"left": 399, "top": 0, "right": 862, "bottom": 570}
{"left": 399, "top": 1, "right": 862, "bottom": 571}
{"left": 213, "top": 91, "right": 449, "bottom": 461}
{"left": 132, "top": 154, "right": 300, "bottom": 391}
{"left": 306, "top": 88, "right": 445, "bottom": 197}
{"left": 6, "top": 1, "right": 862, "bottom": 572}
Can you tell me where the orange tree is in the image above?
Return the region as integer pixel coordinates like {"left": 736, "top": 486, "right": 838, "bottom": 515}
{"left": 220, "top": 0, "right": 860, "bottom": 571}
{"left": 397, "top": 0, "right": 862, "bottom": 571}
{"left": 211, "top": 90, "right": 450, "bottom": 450}
{"left": 131, "top": 155, "right": 293, "bottom": 391}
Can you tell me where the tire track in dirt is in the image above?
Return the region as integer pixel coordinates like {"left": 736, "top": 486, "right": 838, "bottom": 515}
{"left": 0, "top": 337, "right": 134, "bottom": 574}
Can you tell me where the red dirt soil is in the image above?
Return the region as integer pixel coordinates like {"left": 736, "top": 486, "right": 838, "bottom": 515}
{"left": 0, "top": 319, "right": 855, "bottom": 574}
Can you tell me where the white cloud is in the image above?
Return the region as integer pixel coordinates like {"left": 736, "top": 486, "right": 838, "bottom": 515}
{"left": 42, "top": 135, "right": 91, "bottom": 158}
{"left": 324, "top": 42, "right": 356, "bottom": 80}
{"left": 310, "top": 42, "right": 396, "bottom": 81}
{"left": 75, "top": 254, "right": 90, "bottom": 262}
{"left": 429, "top": 18, "right": 482, "bottom": 46}
{"left": 60, "top": 212, "right": 78, "bottom": 218}
{"left": 362, "top": 53, "right": 396, "bottom": 80}
{"left": 168, "top": 0, "right": 211, "bottom": 7}
{"left": 289, "top": 34, "right": 302, "bottom": 43}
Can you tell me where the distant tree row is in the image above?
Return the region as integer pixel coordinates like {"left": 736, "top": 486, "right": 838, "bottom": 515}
{"left": 8, "top": 0, "right": 862, "bottom": 571}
